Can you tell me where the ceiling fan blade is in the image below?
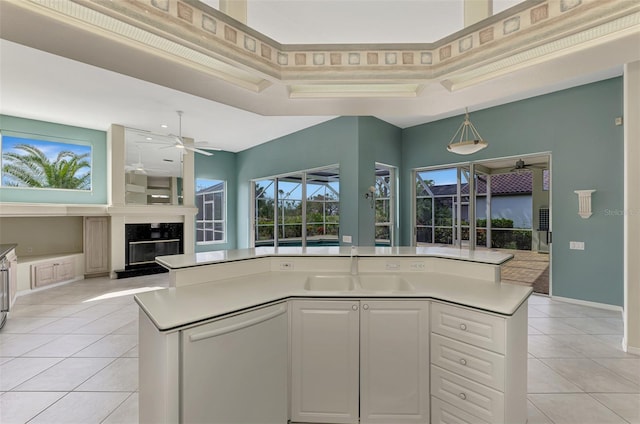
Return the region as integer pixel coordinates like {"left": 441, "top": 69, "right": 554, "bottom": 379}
{"left": 185, "top": 146, "right": 214, "bottom": 156}
{"left": 195, "top": 142, "right": 223, "bottom": 151}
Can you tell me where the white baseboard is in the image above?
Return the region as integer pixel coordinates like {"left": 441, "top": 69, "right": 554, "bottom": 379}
{"left": 622, "top": 338, "right": 640, "bottom": 356}
{"left": 16, "top": 276, "right": 84, "bottom": 298}
{"left": 551, "top": 295, "right": 623, "bottom": 312}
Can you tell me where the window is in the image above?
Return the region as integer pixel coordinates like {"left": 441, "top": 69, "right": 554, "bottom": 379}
{"left": 196, "top": 179, "right": 226, "bottom": 244}
{"left": 253, "top": 166, "right": 340, "bottom": 247}
{"left": 374, "top": 164, "right": 396, "bottom": 246}
{"left": 1, "top": 133, "right": 92, "bottom": 190}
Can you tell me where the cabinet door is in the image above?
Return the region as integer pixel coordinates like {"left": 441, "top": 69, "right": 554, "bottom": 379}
{"left": 84, "top": 217, "right": 109, "bottom": 274}
{"left": 32, "top": 262, "right": 56, "bottom": 288}
{"left": 56, "top": 260, "right": 75, "bottom": 282}
{"left": 291, "top": 300, "right": 360, "bottom": 424}
{"left": 360, "top": 300, "right": 430, "bottom": 423}
{"left": 181, "top": 302, "right": 288, "bottom": 424}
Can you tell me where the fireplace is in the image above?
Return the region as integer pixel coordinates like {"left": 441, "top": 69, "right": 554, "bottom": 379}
{"left": 117, "top": 223, "right": 183, "bottom": 278}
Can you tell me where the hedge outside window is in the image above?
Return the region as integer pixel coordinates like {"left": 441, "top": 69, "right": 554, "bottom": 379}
{"left": 196, "top": 179, "right": 226, "bottom": 243}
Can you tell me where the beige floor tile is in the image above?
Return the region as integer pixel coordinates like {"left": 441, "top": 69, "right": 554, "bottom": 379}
{"left": 102, "top": 392, "right": 138, "bottom": 424}
{"left": 111, "top": 320, "right": 138, "bottom": 335}
{"left": 528, "top": 358, "right": 584, "bottom": 393}
{"left": 592, "top": 393, "right": 640, "bottom": 424}
{"left": 528, "top": 306, "right": 550, "bottom": 318}
{"left": 1, "top": 317, "right": 60, "bottom": 333}
{"left": 76, "top": 358, "right": 138, "bottom": 392}
{"left": 28, "top": 391, "right": 130, "bottom": 424}
{"left": 0, "top": 357, "right": 63, "bottom": 391}
{"left": 548, "top": 334, "right": 634, "bottom": 358}
{"left": 0, "top": 391, "right": 66, "bottom": 424}
{"left": 527, "top": 400, "right": 554, "bottom": 424}
{"left": 72, "top": 334, "right": 137, "bottom": 358}
{"left": 0, "top": 334, "right": 58, "bottom": 357}
{"left": 528, "top": 295, "right": 552, "bottom": 305}
{"left": 121, "top": 345, "right": 138, "bottom": 358}
{"left": 15, "top": 357, "right": 114, "bottom": 391}
{"left": 528, "top": 335, "right": 584, "bottom": 358}
{"left": 529, "top": 393, "right": 628, "bottom": 424}
{"left": 69, "top": 303, "right": 125, "bottom": 320}
{"left": 529, "top": 317, "right": 587, "bottom": 334}
{"left": 542, "top": 358, "right": 640, "bottom": 393}
{"left": 23, "top": 334, "right": 104, "bottom": 357}
{"left": 593, "top": 358, "right": 640, "bottom": 386}
{"left": 562, "top": 317, "right": 624, "bottom": 335}
{"left": 29, "top": 317, "right": 96, "bottom": 334}
{"left": 528, "top": 325, "right": 543, "bottom": 335}
{"left": 72, "top": 310, "right": 138, "bottom": 335}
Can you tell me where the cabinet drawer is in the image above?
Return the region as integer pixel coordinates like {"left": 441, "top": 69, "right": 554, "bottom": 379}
{"left": 431, "top": 334, "right": 505, "bottom": 391}
{"left": 431, "top": 302, "right": 505, "bottom": 353}
{"left": 431, "top": 366, "right": 504, "bottom": 424}
{"left": 431, "top": 397, "right": 489, "bottom": 424}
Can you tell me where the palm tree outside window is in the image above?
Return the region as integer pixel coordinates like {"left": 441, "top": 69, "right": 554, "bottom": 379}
{"left": 1, "top": 135, "right": 92, "bottom": 190}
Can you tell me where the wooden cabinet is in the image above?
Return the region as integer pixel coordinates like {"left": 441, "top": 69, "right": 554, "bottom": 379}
{"left": 31, "top": 257, "right": 75, "bottom": 288}
{"left": 84, "top": 216, "right": 109, "bottom": 276}
{"left": 430, "top": 301, "right": 528, "bottom": 424}
{"left": 290, "top": 300, "right": 429, "bottom": 424}
{"left": 180, "top": 303, "right": 288, "bottom": 424}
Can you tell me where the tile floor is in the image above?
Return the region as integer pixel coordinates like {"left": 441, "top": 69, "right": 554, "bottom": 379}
{"left": 1, "top": 275, "right": 638, "bottom": 423}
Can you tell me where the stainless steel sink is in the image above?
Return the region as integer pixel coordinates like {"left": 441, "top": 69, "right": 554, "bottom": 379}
{"left": 357, "top": 275, "right": 414, "bottom": 292}
{"left": 304, "top": 275, "right": 356, "bottom": 291}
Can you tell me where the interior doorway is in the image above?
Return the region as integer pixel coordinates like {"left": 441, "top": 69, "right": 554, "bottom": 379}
{"left": 414, "top": 153, "right": 551, "bottom": 295}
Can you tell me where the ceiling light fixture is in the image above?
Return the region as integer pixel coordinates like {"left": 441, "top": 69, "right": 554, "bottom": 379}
{"left": 446, "top": 108, "right": 488, "bottom": 155}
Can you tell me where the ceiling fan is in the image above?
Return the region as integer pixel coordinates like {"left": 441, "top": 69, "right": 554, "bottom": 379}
{"left": 165, "top": 111, "right": 214, "bottom": 156}
{"left": 510, "top": 158, "right": 546, "bottom": 172}
{"left": 125, "top": 147, "right": 167, "bottom": 175}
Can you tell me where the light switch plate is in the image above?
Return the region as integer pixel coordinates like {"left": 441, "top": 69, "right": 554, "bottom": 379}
{"left": 342, "top": 235, "right": 352, "bottom": 243}
{"left": 569, "top": 241, "right": 585, "bottom": 250}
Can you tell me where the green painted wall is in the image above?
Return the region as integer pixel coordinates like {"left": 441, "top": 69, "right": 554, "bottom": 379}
{"left": 357, "top": 116, "right": 402, "bottom": 246}
{"left": 236, "top": 117, "right": 359, "bottom": 248}
{"left": 0, "top": 115, "right": 108, "bottom": 204}
{"left": 195, "top": 150, "right": 238, "bottom": 251}
{"left": 401, "top": 77, "right": 624, "bottom": 306}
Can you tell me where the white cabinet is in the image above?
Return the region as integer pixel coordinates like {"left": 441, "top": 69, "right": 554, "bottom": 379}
{"left": 180, "top": 302, "right": 288, "bottom": 424}
{"left": 290, "top": 300, "right": 429, "bottom": 424}
{"left": 31, "top": 257, "right": 75, "bottom": 288}
{"left": 290, "top": 300, "right": 360, "bottom": 424}
{"left": 430, "top": 301, "right": 528, "bottom": 424}
{"left": 84, "top": 216, "right": 109, "bottom": 276}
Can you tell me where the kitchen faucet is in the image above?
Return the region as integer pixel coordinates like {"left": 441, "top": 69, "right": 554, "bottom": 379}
{"left": 350, "top": 246, "right": 358, "bottom": 275}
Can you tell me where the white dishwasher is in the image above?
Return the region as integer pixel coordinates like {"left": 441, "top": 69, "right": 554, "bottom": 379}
{"left": 181, "top": 302, "right": 288, "bottom": 424}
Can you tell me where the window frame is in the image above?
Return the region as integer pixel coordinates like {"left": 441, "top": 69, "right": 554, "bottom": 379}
{"left": 195, "top": 179, "right": 227, "bottom": 245}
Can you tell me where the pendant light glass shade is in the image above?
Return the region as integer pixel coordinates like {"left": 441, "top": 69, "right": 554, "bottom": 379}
{"left": 446, "top": 108, "right": 488, "bottom": 155}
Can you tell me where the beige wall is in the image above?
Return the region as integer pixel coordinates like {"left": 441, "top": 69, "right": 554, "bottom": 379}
{"left": 0, "top": 216, "right": 84, "bottom": 257}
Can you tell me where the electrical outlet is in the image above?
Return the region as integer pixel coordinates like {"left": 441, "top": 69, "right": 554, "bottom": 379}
{"left": 26, "top": 247, "right": 33, "bottom": 253}
{"left": 410, "top": 261, "right": 426, "bottom": 270}
{"left": 569, "top": 241, "right": 585, "bottom": 250}
{"left": 279, "top": 262, "right": 294, "bottom": 270}
{"left": 342, "top": 235, "right": 352, "bottom": 243}
{"left": 385, "top": 262, "right": 401, "bottom": 271}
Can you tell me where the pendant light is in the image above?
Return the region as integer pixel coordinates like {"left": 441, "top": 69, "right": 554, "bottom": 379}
{"left": 446, "top": 108, "right": 488, "bottom": 155}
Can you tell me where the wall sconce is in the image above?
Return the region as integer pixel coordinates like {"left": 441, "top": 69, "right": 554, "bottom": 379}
{"left": 364, "top": 186, "right": 375, "bottom": 208}
{"left": 574, "top": 189, "right": 596, "bottom": 219}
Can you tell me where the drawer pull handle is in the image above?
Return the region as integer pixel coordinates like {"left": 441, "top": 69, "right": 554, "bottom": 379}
{"left": 459, "top": 393, "right": 467, "bottom": 400}
{"left": 352, "top": 304, "right": 359, "bottom": 311}
{"left": 460, "top": 323, "right": 467, "bottom": 331}
{"left": 363, "top": 304, "right": 369, "bottom": 310}
{"left": 459, "top": 358, "right": 467, "bottom": 366}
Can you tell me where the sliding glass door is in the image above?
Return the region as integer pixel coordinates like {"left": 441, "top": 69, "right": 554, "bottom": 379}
{"left": 253, "top": 166, "right": 340, "bottom": 247}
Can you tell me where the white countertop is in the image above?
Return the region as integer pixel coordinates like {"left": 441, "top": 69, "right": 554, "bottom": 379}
{"left": 156, "top": 246, "right": 513, "bottom": 269}
{"left": 135, "top": 270, "right": 532, "bottom": 331}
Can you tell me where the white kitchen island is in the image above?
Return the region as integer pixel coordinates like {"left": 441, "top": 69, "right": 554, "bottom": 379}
{"left": 135, "top": 246, "right": 532, "bottom": 424}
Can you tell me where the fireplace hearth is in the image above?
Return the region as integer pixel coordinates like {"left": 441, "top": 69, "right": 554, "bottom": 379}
{"left": 116, "top": 223, "right": 183, "bottom": 279}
